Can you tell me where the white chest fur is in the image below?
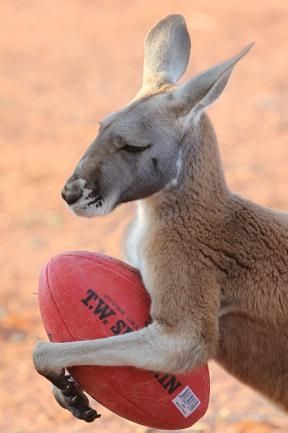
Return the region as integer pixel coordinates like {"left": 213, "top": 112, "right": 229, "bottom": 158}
{"left": 124, "top": 201, "right": 151, "bottom": 290}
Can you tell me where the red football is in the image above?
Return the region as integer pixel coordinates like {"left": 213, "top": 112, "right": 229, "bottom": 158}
{"left": 38, "top": 251, "right": 210, "bottom": 430}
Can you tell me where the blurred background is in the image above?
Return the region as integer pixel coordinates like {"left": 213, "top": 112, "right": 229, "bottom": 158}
{"left": 1, "top": 1, "right": 288, "bottom": 432}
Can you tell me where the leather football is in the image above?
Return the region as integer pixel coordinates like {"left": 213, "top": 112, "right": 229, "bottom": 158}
{"left": 38, "top": 251, "right": 210, "bottom": 429}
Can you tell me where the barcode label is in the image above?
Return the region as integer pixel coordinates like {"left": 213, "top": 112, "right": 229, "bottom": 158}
{"left": 172, "top": 385, "right": 200, "bottom": 417}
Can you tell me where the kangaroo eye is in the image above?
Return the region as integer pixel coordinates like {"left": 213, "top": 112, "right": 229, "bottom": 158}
{"left": 122, "top": 144, "right": 150, "bottom": 153}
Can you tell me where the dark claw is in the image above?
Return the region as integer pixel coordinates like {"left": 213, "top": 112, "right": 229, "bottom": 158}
{"left": 51, "top": 372, "right": 101, "bottom": 422}
{"left": 71, "top": 395, "right": 82, "bottom": 404}
{"left": 70, "top": 393, "right": 90, "bottom": 406}
{"left": 70, "top": 406, "right": 100, "bottom": 423}
{"left": 62, "top": 381, "right": 78, "bottom": 395}
{"left": 84, "top": 408, "right": 101, "bottom": 422}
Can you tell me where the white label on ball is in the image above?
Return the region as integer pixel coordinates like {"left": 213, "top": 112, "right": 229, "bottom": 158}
{"left": 172, "top": 385, "right": 200, "bottom": 418}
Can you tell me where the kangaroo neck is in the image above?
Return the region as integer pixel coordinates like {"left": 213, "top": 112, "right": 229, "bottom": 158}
{"left": 142, "top": 114, "right": 229, "bottom": 219}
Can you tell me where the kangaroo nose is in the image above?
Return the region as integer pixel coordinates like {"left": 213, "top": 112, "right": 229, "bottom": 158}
{"left": 61, "top": 181, "right": 83, "bottom": 205}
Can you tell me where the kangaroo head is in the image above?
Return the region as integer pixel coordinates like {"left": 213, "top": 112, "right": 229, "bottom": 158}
{"left": 62, "top": 15, "right": 252, "bottom": 217}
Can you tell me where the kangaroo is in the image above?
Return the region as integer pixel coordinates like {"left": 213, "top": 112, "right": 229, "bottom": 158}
{"left": 33, "top": 14, "right": 288, "bottom": 422}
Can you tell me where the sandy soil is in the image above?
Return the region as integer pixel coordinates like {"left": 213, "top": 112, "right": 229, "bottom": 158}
{"left": 1, "top": 1, "right": 288, "bottom": 432}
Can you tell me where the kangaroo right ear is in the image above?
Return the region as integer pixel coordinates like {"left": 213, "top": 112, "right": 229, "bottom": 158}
{"left": 140, "top": 15, "right": 191, "bottom": 94}
{"left": 169, "top": 43, "right": 254, "bottom": 130}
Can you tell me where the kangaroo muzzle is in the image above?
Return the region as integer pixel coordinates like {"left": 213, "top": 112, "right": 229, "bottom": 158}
{"left": 61, "top": 179, "right": 84, "bottom": 205}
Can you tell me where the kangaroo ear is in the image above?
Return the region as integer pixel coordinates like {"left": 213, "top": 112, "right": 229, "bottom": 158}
{"left": 141, "top": 15, "right": 191, "bottom": 94}
{"left": 170, "top": 43, "right": 254, "bottom": 129}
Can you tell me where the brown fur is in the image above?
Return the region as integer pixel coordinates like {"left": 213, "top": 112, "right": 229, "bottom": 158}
{"left": 33, "top": 15, "right": 288, "bottom": 422}
{"left": 137, "top": 113, "right": 288, "bottom": 410}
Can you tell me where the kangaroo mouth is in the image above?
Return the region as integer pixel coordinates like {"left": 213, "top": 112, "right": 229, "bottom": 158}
{"left": 85, "top": 190, "right": 104, "bottom": 208}
{"left": 67, "top": 187, "right": 118, "bottom": 218}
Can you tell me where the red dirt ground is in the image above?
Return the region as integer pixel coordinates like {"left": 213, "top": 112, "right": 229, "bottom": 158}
{"left": 1, "top": 1, "right": 288, "bottom": 432}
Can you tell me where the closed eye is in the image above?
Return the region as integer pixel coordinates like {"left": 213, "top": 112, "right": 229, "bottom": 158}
{"left": 122, "top": 144, "right": 151, "bottom": 153}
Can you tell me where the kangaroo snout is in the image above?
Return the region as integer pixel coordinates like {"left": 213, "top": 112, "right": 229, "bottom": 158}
{"left": 61, "top": 179, "right": 83, "bottom": 205}
{"left": 61, "top": 175, "right": 107, "bottom": 217}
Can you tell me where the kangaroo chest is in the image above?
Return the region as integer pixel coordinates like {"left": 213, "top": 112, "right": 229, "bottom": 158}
{"left": 124, "top": 202, "right": 152, "bottom": 293}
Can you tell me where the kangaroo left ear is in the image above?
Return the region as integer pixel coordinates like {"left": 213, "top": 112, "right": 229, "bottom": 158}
{"left": 169, "top": 43, "right": 254, "bottom": 129}
{"left": 139, "top": 15, "right": 191, "bottom": 95}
